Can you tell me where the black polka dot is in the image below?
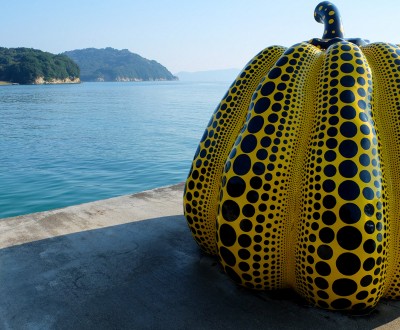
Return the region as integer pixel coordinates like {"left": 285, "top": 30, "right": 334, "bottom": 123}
{"left": 322, "top": 211, "right": 336, "bottom": 225}
{"left": 340, "top": 90, "right": 355, "bottom": 103}
{"left": 220, "top": 246, "right": 236, "bottom": 266}
{"left": 326, "top": 138, "right": 338, "bottom": 149}
{"left": 242, "top": 204, "right": 255, "bottom": 217}
{"left": 264, "top": 124, "right": 275, "bottom": 135}
{"left": 340, "top": 122, "right": 357, "bottom": 138}
{"left": 317, "top": 245, "right": 333, "bottom": 260}
{"left": 238, "top": 234, "right": 252, "bottom": 248}
{"left": 363, "top": 257, "right": 375, "bottom": 271}
{"left": 323, "top": 179, "right": 336, "bottom": 193}
{"left": 240, "top": 219, "right": 252, "bottom": 232}
{"left": 254, "top": 97, "right": 271, "bottom": 114}
{"left": 363, "top": 187, "right": 374, "bottom": 200}
{"left": 337, "top": 227, "right": 362, "bottom": 250}
{"left": 256, "top": 149, "right": 268, "bottom": 160}
{"left": 360, "top": 170, "right": 371, "bottom": 183}
{"left": 250, "top": 177, "right": 262, "bottom": 189}
{"left": 364, "top": 203, "right": 374, "bottom": 216}
{"left": 360, "top": 275, "right": 372, "bottom": 287}
{"left": 240, "top": 135, "right": 257, "bottom": 153}
{"left": 341, "top": 63, "right": 354, "bottom": 73}
{"left": 341, "top": 44, "right": 351, "bottom": 51}
{"left": 324, "top": 165, "right": 337, "bottom": 177}
{"left": 233, "top": 154, "right": 251, "bottom": 175}
{"left": 274, "top": 92, "right": 284, "bottom": 101}
{"left": 319, "top": 227, "right": 335, "bottom": 243}
{"left": 363, "top": 239, "right": 376, "bottom": 253}
{"left": 356, "top": 291, "right": 368, "bottom": 300}
{"left": 358, "top": 100, "right": 367, "bottom": 110}
{"left": 328, "top": 106, "right": 338, "bottom": 116}
{"left": 339, "top": 140, "right": 358, "bottom": 158}
{"left": 317, "top": 290, "right": 329, "bottom": 299}
{"left": 323, "top": 195, "right": 336, "bottom": 209}
{"left": 316, "top": 261, "right": 331, "bottom": 276}
{"left": 252, "top": 162, "right": 265, "bottom": 175}
{"left": 340, "top": 76, "right": 355, "bottom": 87}
{"left": 261, "top": 82, "right": 275, "bottom": 96}
{"left": 229, "top": 148, "right": 237, "bottom": 160}
{"left": 315, "top": 277, "right": 329, "bottom": 289}
{"left": 268, "top": 113, "right": 278, "bottom": 123}
{"left": 327, "top": 127, "right": 337, "bottom": 137}
{"left": 238, "top": 249, "right": 250, "bottom": 261}
{"left": 332, "top": 278, "right": 358, "bottom": 296}
{"left": 358, "top": 88, "right": 366, "bottom": 97}
{"left": 340, "top": 105, "right": 356, "bottom": 119}
{"left": 356, "top": 67, "right": 365, "bottom": 74}
{"left": 329, "top": 116, "right": 339, "bottom": 125}
{"left": 358, "top": 112, "right": 369, "bottom": 123}
{"left": 339, "top": 160, "right": 358, "bottom": 178}
{"left": 276, "top": 56, "right": 288, "bottom": 66}
{"left": 359, "top": 154, "right": 370, "bottom": 166}
{"left": 361, "top": 138, "right": 371, "bottom": 150}
{"left": 272, "top": 103, "right": 281, "bottom": 112}
{"left": 248, "top": 116, "right": 264, "bottom": 134}
{"left": 339, "top": 203, "right": 361, "bottom": 224}
{"left": 239, "top": 262, "right": 250, "bottom": 272}
{"left": 220, "top": 224, "right": 237, "bottom": 247}
{"left": 360, "top": 124, "right": 370, "bottom": 135}
{"left": 338, "top": 180, "right": 360, "bottom": 201}
{"left": 221, "top": 200, "right": 240, "bottom": 222}
{"left": 226, "top": 176, "right": 246, "bottom": 197}
{"left": 268, "top": 67, "right": 282, "bottom": 79}
{"left": 324, "top": 150, "right": 336, "bottom": 162}
{"left": 336, "top": 252, "right": 361, "bottom": 276}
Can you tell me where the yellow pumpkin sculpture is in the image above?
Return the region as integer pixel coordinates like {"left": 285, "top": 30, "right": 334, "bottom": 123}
{"left": 183, "top": 1, "right": 400, "bottom": 311}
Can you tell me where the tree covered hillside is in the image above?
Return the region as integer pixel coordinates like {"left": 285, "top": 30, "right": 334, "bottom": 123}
{"left": 63, "top": 47, "right": 177, "bottom": 82}
{"left": 0, "top": 48, "right": 80, "bottom": 84}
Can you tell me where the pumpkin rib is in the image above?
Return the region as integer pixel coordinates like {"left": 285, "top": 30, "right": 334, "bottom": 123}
{"left": 183, "top": 45, "right": 286, "bottom": 255}
{"left": 216, "top": 42, "right": 322, "bottom": 290}
{"left": 296, "top": 41, "right": 387, "bottom": 310}
{"left": 362, "top": 42, "right": 400, "bottom": 299}
{"left": 284, "top": 46, "right": 324, "bottom": 288}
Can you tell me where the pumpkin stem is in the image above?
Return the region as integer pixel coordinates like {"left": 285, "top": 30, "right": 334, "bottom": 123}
{"left": 314, "top": 1, "right": 344, "bottom": 39}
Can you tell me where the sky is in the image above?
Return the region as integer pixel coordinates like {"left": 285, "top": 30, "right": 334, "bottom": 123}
{"left": 2, "top": 0, "right": 400, "bottom": 73}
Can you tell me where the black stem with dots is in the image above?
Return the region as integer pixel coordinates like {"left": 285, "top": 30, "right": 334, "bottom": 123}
{"left": 309, "top": 1, "right": 368, "bottom": 48}
{"left": 314, "top": 1, "right": 344, "bottom": 39}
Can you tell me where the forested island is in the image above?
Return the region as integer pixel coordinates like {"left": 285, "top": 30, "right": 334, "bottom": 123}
{"left": 0, "top": 47, "right": 80, "bottom": 84}
{"left": 63, "top": 48, "right": 178, "bottom": 82}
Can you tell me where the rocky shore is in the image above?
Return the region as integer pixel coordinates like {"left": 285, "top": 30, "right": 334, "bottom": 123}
{"left": 33, "top": 77, "right": 81, "bottom": 84}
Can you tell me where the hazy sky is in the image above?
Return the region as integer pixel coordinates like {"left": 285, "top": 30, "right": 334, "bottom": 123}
{"left": 2, "top": 1, "right": 400, "bottom": 73}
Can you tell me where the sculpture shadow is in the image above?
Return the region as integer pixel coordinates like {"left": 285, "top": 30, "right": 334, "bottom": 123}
{"left": 1, "top": 214, "right": 399, "bottom": 329}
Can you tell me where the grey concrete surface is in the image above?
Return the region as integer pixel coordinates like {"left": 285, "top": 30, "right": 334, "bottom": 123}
{"left": 1, "top": 183, "right": 400, "bottom": 329}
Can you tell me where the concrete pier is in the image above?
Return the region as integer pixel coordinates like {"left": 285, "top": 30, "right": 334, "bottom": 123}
{"left": 1, "top": 183, "right": 400, "bottom": 329}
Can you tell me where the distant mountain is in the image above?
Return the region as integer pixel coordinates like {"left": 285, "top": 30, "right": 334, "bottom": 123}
{"left": 0, "top": 47, "right": 80, "bottom": 84}
{"left": 63, "top": 48, "right": 177, "bottom": 82}
{"left": 175, "top": 68, "right": 240, "bottom": 82}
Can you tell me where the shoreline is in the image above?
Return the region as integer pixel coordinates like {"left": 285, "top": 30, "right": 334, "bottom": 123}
{"left": 0, "top": 183, "right": 184, "bottom": 248}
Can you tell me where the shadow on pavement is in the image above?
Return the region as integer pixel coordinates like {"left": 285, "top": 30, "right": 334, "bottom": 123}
{"left": 1, "top": 215, "right": 399, "bottom": 329}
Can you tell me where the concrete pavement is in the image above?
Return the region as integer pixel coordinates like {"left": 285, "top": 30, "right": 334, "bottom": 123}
{"left": 1, "top": 183, "right": 400, "bottom": 329}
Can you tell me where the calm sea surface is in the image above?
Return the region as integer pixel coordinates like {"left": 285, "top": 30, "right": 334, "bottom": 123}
{"left": 0, "top": 81, "right": 231, "bottom": 218}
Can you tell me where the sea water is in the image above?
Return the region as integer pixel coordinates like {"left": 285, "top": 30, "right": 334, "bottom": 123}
{"left": 0, "top": 81, "right": 231, "bottom": 218}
